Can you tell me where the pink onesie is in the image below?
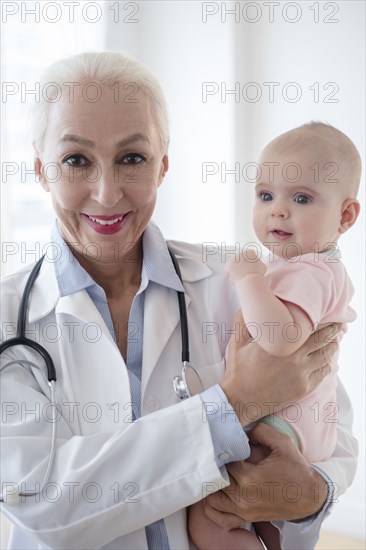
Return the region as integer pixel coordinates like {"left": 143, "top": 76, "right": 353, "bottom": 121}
{"left": 260, "top": 250, "right": 356, "bottom": 463}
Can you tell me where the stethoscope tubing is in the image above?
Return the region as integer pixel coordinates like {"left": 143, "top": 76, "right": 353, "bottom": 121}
{"left": 0, "top": 255, "right": 57, "bottom": 382}
{"left": 0, "top": 337, "right": 56, "bottom": 381}
{"left": 168, "top": 248, "right": 190, "bottom": 364}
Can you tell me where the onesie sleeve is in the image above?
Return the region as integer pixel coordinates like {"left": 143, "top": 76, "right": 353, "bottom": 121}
{"left": 264, "top": 254, "right": 356, "bottom": 325}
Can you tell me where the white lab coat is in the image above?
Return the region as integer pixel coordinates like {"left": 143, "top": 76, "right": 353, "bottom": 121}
{"left": 0, "top": 238, "right": 358, "bottom": 550}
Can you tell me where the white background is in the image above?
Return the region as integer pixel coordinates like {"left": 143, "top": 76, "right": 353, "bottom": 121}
{"left": 1, "top": 0, "right": 365, "bottom": 543}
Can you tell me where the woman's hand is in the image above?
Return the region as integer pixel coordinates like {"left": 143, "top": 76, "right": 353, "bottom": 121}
{"left": 203, "top": 423, "right": 329, "bottom": 527}
{"left": 220, "top": 312, "right": 341, "bottom": 427}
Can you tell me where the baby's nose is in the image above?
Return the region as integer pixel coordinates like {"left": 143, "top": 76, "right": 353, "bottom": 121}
{"left": 271, "top": 200, "right": 290, "bottom": 218}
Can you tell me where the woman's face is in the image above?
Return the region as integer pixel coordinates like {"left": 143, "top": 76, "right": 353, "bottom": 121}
{"left": 36, "top": 83, "right": 168, "bottom": 264}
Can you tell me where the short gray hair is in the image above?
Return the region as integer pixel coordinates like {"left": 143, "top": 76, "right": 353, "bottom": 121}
{"left": 31, "top": 51, "right": 170, "bottom": 152}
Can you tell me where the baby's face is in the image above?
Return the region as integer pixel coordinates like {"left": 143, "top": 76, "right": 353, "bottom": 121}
{"left": 253, "top": 142, "right": 346, "bottom": 259}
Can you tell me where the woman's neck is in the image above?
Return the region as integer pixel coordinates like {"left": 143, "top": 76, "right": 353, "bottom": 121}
{"left": 72, "top": 240, "right": 143, "bottom": 299}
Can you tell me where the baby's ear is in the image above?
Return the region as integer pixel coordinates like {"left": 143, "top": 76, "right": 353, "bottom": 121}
{"left": 339, "top": 198, "right": 360, "bottom": 234}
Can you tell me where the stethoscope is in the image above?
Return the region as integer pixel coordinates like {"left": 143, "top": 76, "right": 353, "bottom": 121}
{"left": 0, "top": 247, "right": 203, "bottom": 504}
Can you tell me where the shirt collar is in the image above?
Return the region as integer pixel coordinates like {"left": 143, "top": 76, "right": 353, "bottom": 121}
{"left": 52, "top": 220, "right": 184, "bottom": 299}
{"left": 52, "top": 222, "right": 97, "bottom": 298}
{"left": 142, "top": 221, "right": 184, "bottom": 292}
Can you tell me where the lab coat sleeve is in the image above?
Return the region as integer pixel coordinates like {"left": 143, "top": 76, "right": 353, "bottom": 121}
{"left": 0, "top": 358, "right": 230, "bottom": 550}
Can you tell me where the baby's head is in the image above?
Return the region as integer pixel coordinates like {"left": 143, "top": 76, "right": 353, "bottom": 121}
{"left": 253, "top": 122, "right": 361, "bottom": 259}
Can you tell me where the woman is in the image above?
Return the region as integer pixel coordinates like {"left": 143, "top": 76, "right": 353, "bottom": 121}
{"left": 0, "top": 52, "right": 357, "bottom": 549}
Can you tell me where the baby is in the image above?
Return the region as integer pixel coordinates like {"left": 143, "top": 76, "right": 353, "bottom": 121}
{"left": 188, "top": 122, "right": 361, "bottom": 549}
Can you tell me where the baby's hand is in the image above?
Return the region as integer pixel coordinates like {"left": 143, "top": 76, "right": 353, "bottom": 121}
{"left": 225, "top": 248, "right": 266, "bottom": 282}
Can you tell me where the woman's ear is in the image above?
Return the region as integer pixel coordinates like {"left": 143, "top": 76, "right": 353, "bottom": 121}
{"left": 34, "top": 152, "right": 49, "bottom": 192}
{"left": 339, "top": 198, "right": 360, "bottom": 234}
{"left": 158, "top": 154, "right": 169, "bottom": 187}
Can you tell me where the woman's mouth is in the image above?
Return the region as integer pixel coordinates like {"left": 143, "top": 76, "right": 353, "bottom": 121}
{"left": 81, "top": 212, "right": 131, "bottom": 234}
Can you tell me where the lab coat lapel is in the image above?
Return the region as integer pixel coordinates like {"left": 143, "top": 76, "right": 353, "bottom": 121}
{"left": 27, "top": 258, "right": 59, "bottom": 323}
{"left": 141, "top": 283, "right": 190, "bottom": 397}
{"left": 26, "top": 254, "right": 114, "bottom": 343}
{"left": 25, "top": 257, "right": 130, "bottom": 434}
{"left": 55, "top": 291, "right": 114, "bottom": 344}
{"left": 141, "top": 246, "right": 212, "bottom": 398}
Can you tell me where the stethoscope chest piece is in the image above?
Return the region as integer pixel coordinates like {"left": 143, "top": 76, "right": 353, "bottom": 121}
{"left": 173, "top": 362, "right": 203, "bottom": 400}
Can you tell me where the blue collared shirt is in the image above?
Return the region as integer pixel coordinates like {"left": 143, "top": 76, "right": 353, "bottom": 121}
{"left": 52, "top": 220, "right": 250, "bottom": 549}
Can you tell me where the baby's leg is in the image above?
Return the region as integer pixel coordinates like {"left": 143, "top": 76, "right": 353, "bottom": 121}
{"left": 188, "top": 499, "right": 264, "bottom": 550}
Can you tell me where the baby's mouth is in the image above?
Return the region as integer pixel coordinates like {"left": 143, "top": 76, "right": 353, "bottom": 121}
{"left": 271, "top": 230, "right": 293, "bottom": 239}
{"left": 272, "top": 230, "right": 292, "bottom": 235}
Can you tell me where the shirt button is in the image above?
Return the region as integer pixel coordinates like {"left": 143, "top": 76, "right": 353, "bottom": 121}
{"left": 146, "top": 396, "right": 160, "bottom": 412}
{"left": 219, "top": 451, "right": 230, "bottom": 462}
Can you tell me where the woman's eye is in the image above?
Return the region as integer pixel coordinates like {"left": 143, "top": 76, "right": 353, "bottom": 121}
{"left": 260, "top": 192, "right": 273, "bottom": 201}
{"left": 294, "top": 194, "right": 311, "bottom": 204}
{"left": 62, "top": 154, "right": 88, "bottom": 167}
{"left": 121, "top": 153, "right": 146, "bottom": 165}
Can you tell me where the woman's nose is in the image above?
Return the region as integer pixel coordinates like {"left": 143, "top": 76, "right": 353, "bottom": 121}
{"left": 89, "top": 165, "right": 123, "bottom": 207}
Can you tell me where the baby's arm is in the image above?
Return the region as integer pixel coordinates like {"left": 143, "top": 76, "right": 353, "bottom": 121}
{"left": 226, "top": 251, "right": 313, "bottom": 357}
{"left": 188, "top": 500, "right": 265, "bottom": 550}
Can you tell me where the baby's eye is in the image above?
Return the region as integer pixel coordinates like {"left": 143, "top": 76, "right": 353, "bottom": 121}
{"left": 120, "top": 153, "right": 146, "bottom": 165}
{"left": 62, "top": 154, "right": 89, "bottom": 167}
{"left": 260, "top": 192, "right": 273, "bottom": 201}
{"left": 294, "top": 194, "right": 311, "bottom": 204}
